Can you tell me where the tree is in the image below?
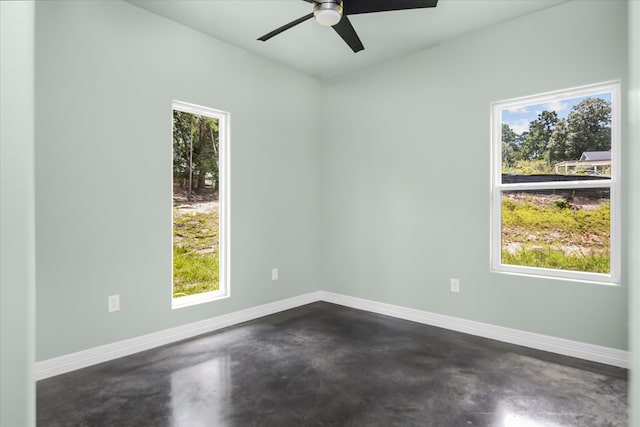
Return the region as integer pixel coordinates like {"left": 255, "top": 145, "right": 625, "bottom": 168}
{"left": 547, "top": 118, "right": 569, "bottom": 163}
{"left": 520, "top": 110, "right": 558, "bottom": 161}
{"left": 173, "top": 111, "right": 219, "bottom": 200}
{"left": 194, "top": 116, "right": 219, "bottom": 192}
{"left": 564, "top": 97, "right": 611, "bottom": 160}
{"left": 173, "top": 110, "right": 192, "bottom": 185}
{"left": 501, "top": 124, "right": 521, "bottom": 167}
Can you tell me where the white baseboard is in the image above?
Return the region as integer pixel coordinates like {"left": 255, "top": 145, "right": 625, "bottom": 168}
{"left": 318, "top": 291, "right": 629, "bottom": 369}
{"left": 35, "top": 291, "right": 321, "bottom": 380}
{"left": 36, "top": 290, "right": 628, "bottom": 380}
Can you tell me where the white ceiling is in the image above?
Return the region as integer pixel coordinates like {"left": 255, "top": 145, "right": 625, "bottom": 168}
{"left": 127, "top": 0, "right": 567, "bottom": 79}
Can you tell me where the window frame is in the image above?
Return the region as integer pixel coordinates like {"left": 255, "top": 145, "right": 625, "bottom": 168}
{"left": 490, "top": 81, "right": 621, "bottom": 284}
{"left": 171, "top": 100, "right": 230, "bottom": 309}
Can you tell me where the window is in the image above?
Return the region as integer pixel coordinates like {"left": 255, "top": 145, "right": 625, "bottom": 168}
{"left": 491, "top": 82, "right": 620, "bottom": 283}
{"left": 172, "top": 101, "right": 229, "bottom": 308}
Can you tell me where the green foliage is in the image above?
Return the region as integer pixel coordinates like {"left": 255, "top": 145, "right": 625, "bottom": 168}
{"left": 501, "top": 195, "right": 610, "bottom": 274}
{"left": 173, "top": 110, "right": 220, "bottom": 199}
{"left": 548, "top": 118, "right": 568, "bottom": 164}
{"left": 565, "top": 98, "right": 611, "bottom": 160}
{"left": 502, "top": 159, "right": 553, "bottom": 175}
{"left": 502, "top": 198, "right": 517, "bottom": 211}
{"left": 553, "top": 199, "right": 569, "bottom": 210}
{"left": 502, "top": 247, "right": 609, "bottom": 273}
{"left": 521, "top": 110, "right": 558, "bottom": 160}
{"left": 502, "top": 195, "right": 610, "bottom": 233}
{"left": 501, "top": 97, "right": 611, "bottom": 171}
{"left": 502, "top": 124, "right": 521, "bottom": 166}
{"left": 173, "top": 209, "right": 219, "bottom": 298}
{"left": 173, "top": 247, "right": 219, "bottom": 297}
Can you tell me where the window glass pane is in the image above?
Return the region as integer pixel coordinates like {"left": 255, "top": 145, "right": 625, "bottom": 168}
{"left": 501, "top": 188, "right": 610, "bottom": 274}
{"left": 173, "top": 110, "right": 220, "bottom": 299}
{"left": 500, "top": 92, "right": 612, "bottom": 183}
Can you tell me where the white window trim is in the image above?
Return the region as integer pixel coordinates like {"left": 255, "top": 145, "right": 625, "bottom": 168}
{"left": 171, "top": 100, "right": 230, "bottom": 309}
{"left": 490, "top": 81, "right": 621, "bottom": 284}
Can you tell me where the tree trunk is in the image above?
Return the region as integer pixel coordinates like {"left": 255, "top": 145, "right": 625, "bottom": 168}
{"left": 188, "top": 120, "right": 195, "bottom": 201}
{"left": 210, "top": 125, "right": 219, "bottom": 196}
{"left": 196, "top": 117, "right": 206, "bottom": 191}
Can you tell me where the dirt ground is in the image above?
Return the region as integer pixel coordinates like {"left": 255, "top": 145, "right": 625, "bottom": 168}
{"left": 173, "top": 184, "right": 218, "bottom": 214}
{"left": 502, "top": 192, "right": 609, "bottom": 257}
{"left": 173, "top": 184, "right": 216, "bottom": 203}
{"left": 503, "top": 191, "right": 609, "bottom": 211}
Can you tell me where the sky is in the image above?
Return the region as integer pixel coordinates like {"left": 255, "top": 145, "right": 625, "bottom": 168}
{"left": 501, "top": 91, "right": 612, "bottom": 135}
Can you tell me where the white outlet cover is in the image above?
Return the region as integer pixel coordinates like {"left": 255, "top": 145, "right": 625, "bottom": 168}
{"left": 450, "top": 279, "right": 460, "bottom": 293}
{"left": 272, "top": 268, "right": 278, "bottom": 281}
{"left": 108, "top": 294, "right": 120, "bottom": 312}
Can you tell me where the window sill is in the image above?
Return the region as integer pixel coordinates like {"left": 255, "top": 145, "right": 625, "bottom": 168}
{"left": 492, "top": 266, "right": 620, "bottom": 286}
{"left": 172, "top": 289, "right": 229, "bottom": 310}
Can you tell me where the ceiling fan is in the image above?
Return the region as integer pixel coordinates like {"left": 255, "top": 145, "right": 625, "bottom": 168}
{"left": 258, "top": 0, "right": 439, "bottom": 53}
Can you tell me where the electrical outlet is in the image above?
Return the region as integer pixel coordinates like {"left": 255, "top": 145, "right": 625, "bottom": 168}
{"left": 450, "top": 278, "right": 460, "bottom": 293}
{"left": 108, "top": 294, "right": 120, "bottom": 312}
{"left": 272, "top": 268, "right": 279, "bottom": 281}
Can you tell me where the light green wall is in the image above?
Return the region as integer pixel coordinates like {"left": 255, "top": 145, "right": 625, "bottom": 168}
{"left": 35, "top": 1, "right": 321, "bottom": 360}
{"left": 33, "top": 0, "right": 632, "bottom": 362}
{"left": 628, "top": 0, "right": 640, "bottom": 424}
{"left": 13, "top": 0, "right": 639, "bottom": 422}
{"left": 320, "top": 0, "right": 629, "bottom": 350}
{"left": 0, "top": 2, "right": 36, "bottom": 425}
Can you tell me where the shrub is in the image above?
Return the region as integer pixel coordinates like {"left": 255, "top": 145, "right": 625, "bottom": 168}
{"left": 501, "top": 194, "right": 610, "bottom": 274}
{"left": 503, "top": 198, "right": 517, "bottom": 211}
{"left": 554, "top": 199, "right": 570, "bottom": 210}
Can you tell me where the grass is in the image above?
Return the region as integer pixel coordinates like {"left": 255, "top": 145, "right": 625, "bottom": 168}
{"left": 173, "top": 207, "right": 219, "bottom": 298}
{"left": 502, "top": 247, "right": 610, "bottom": 273}
{"left": 501, "top": 194, "right": 610, "bottom": 273}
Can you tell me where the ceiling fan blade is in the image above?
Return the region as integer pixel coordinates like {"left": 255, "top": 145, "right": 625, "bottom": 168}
{"left": 258, "top": 13, "right": 314, "bottom": 41}
{"left": 332, "top": 16, "right": 364, "bottom": 53}
{"left": 344, "top": 0, "right": 438, "bottom": 15}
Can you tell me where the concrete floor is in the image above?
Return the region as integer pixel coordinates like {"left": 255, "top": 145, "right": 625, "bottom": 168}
{"left": 37, "top": 302, "right": 627, "bottom": 426}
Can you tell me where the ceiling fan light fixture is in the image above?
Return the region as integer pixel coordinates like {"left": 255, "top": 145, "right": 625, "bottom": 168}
{"left": 313, "top": 1, "right": 343, "bottom": 26}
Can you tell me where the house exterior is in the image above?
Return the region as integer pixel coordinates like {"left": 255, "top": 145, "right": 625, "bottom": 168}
{"left": 555, "top": 151, "right": 612, "bottom": 175}
{"left": 579, "top": 151, "right": 612, "bottom": 162}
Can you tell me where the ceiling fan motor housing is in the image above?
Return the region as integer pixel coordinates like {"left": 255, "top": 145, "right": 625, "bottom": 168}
{"left": 313, "top": 1, "right": 343, "bottom": 26}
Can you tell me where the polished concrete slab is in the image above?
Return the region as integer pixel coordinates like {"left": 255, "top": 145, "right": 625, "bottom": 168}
{"left": 37, "top": 302, "right": 627, "bottom": 426}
